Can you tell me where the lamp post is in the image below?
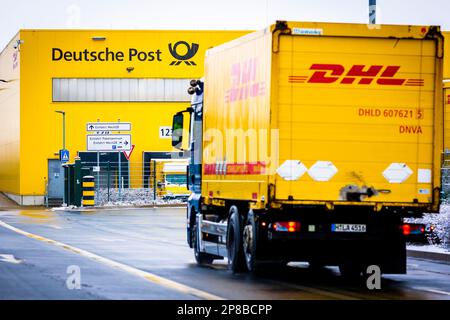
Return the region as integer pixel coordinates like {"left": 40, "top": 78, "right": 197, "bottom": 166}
{"left": 55, "top": 110, "right": 66, "bottom": 206}
{"left": 55, "top": 110, "right": 66, "bottom": 149}
{"left": 369, "top": 0, "right": 376, "bottom": 25}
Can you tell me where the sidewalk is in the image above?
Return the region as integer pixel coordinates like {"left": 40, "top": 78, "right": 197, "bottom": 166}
{"left": 0, "top": 193, "right": 20, "bottom": 209}
{"left": 407, "top": 245, "right": 450, "bottom": 264}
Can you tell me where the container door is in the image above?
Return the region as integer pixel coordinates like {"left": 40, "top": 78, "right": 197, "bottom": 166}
{"left": 274, "top": 34, "right": 437, "bottom": 204}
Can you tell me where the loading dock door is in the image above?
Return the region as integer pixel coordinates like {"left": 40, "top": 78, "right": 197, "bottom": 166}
{"left": 47, "top": 159, "right": 64, "bottom": 199}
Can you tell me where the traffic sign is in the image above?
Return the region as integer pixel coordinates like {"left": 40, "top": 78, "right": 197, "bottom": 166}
{"left": 87, "top": 134, "right": 132, "bottom": 151}
{"left": 59, "top": 149, "right": 70, "bottom": 163}
{"left": 86, "top": 122, "right": 131, "bottom": 132}
{"left": 123, "top": 144, "right": 135, "bottom": 160}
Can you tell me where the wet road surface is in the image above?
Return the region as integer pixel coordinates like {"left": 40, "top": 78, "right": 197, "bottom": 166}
{"left": 0, "top": 207, "right": 449, "bottom": 300}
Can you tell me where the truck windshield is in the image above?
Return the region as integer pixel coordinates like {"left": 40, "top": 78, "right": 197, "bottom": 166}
{"left": 165, "top": 174, "right": 186, "bottom": 185}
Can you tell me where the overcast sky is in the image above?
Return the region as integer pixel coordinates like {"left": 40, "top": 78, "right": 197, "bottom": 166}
{"left": 1, "top": 0, "right": 450, "bottom": 49}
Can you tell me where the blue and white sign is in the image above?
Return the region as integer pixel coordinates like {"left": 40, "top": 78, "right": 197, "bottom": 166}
{"left": 87, "top": 134, "right": 132, "bottom": 151}
{"left": 59, "top": 149, "right": 70, "bottom": 163}
{"left": 86, "top": 122, "right": 131, "bottom": 131}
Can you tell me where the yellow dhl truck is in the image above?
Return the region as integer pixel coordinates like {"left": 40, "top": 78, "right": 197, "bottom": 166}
{"left": 150, "top": 159, "right": 190, "bottom": 200}
{"left": 171, "top": 21, "right": 444, "bottom": 276}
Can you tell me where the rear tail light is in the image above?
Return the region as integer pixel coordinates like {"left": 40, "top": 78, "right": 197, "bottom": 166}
{"left": 400, "top": 223, "right": 424, "bottom": 235}
{"left": 273, "top": 221, "right": 301, "bottom": 232}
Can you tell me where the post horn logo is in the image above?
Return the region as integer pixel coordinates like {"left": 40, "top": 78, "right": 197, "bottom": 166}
{"left": 168, "top": 41, "right": 199, "bottom": 66}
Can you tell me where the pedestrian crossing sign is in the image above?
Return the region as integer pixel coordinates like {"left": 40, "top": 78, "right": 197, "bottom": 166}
{"left": 59, "top": 149, "right": 70, "bottom": 163}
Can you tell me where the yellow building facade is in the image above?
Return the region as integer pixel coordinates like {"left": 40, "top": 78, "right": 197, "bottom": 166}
{"left": 0, "top": 29, "right": 249, "bottom": 205}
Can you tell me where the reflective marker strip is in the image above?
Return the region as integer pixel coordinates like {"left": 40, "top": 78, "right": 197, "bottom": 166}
{"left": 0, "top": 220, "right": 223, "bottom": 300}
{"left": 82, "top": 176, "right": 95, "bottom": 207}
{"left": 382, "top": 163, "right": 413, "bottom": 183}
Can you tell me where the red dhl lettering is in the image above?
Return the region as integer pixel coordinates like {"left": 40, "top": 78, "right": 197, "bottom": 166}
{"left": 288, "top": 64, "right": 424, "bottom": 86}
{"left": 224, "top": 58, "right": 266, "bottom": 103}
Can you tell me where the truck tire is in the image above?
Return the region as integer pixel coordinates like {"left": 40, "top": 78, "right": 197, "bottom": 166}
{"left": 193, "top": 221, "right": 215, "bottom": 265}
{"left": 227, "top": 206, "right": 246, "bottom": 273}
{"left": 187, "top": 206, "right": 197, "bottom": 248}
{"left": 243, "top": 210, "right": 259, "bottom": 273}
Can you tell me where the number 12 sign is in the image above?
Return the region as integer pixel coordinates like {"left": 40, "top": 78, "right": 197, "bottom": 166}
{"left": 159, "top": 126, "right": 172, "bottom": 139}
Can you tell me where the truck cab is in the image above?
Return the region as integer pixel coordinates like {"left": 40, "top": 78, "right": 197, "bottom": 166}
{"left": 172, "top": 80, "right": 205, "bottom": 251}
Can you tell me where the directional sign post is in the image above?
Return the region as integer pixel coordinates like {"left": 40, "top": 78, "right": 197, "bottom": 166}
{"left": 59, "top": 149, "right": 70, "bottom": 163}
{"left": 87, "top": 134, "right": 132, "bottom": 151}
{"left": 87, "top": 122, "right": 131, "bottom": 132}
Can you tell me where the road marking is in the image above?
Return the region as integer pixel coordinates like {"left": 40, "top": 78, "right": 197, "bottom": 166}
{"left": 265, "top": 278, "right": 362, "bottom": 300}
{"left": 204, "top": 261, "right": 359, "bottom": 300}
{"left": 0, "top": 254, "right": 22, "bottom": 264}
{"left": 414, "top": 287, "right": 450, "bottom": 296}
{"left": 0, "top": 220, "right": 223, "bottom": 300}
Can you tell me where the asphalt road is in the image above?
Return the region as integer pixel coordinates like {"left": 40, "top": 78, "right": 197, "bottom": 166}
{"left": 0, "top": 207, "right": 449, "bottom": 300}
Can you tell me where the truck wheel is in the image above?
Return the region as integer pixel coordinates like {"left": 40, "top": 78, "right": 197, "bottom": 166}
{"left": 187, "top": 207, "right": 194, "bottom": 248}
{"left": 243, "top": 211, "right": 259, "bottom": 273}
{"left": 227, "top": 206, "right": 246, "bottom": 273}
{"left": 193, "top": 222, "right": 214, "bottom": 265}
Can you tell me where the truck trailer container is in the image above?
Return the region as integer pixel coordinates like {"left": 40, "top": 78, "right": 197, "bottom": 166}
{"left": 171, "top": 21, "right": 444, "bottom": 276}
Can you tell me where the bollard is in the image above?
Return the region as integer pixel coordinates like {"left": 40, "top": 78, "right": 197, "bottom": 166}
{"left": 82, "top": 176, "right": 95, "bottom": 207}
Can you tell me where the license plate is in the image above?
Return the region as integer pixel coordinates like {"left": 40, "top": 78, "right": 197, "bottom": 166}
{"left": 331, "top": 224, "right": 366, "bottom": 233}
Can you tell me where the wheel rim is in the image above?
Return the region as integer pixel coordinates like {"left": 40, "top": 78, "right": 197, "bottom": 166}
{"left": 243, "top": 224, "right": 253, "bottom": 264}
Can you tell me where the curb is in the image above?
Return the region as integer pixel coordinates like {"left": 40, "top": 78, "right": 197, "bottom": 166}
{"left": 407, "top": 249, "right": 450, "bottom": 265}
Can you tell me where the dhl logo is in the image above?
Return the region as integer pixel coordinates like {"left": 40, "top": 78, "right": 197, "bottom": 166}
{"left": 289, "top": 64, "right": 424, "bottom": 87}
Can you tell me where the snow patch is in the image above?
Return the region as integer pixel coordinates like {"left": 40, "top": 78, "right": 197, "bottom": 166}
{"left": 407, "top": 244, "right": 450, "bottom": 254}
{"left": 405, "top": 204, "right": 450, "bottom": 249}
{"left": 51, "top": 188, "right": 185, "bottom": 210}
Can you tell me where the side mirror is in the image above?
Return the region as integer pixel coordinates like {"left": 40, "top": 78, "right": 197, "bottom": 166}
{"left": 172, "top": 113, "right": 184, "bottom": 149}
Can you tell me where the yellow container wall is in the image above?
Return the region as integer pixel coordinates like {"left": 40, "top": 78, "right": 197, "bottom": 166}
{"left": 203, "top": 30, "right": 273, "bottom": 202}
{"left": 443, "top": 32, "right": 450, "bottom": 151}
{"left": 445, "top": 84, "right": 450, "bottom": 150}
{"left": 275, "top": 35, "right": 437, "bottom": 203}
{"left": 444, "top": 32, "right": 450, "bottom": 80}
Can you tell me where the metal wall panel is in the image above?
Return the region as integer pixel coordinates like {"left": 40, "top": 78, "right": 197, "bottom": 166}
{"left": 52, "top": 78, "right": 191, "bottom": 102}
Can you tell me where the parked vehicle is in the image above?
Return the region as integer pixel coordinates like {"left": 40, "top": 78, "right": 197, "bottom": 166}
{"left": 402, "top": 223, "right": 440, "bottom": 245}
{"left": 150, "top": 159, "right": 190, "bottom": 200}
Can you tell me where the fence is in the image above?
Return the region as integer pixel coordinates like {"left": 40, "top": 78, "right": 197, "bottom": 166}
{"left": 78, "top": 160, "right": 190, "bottom": 206}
